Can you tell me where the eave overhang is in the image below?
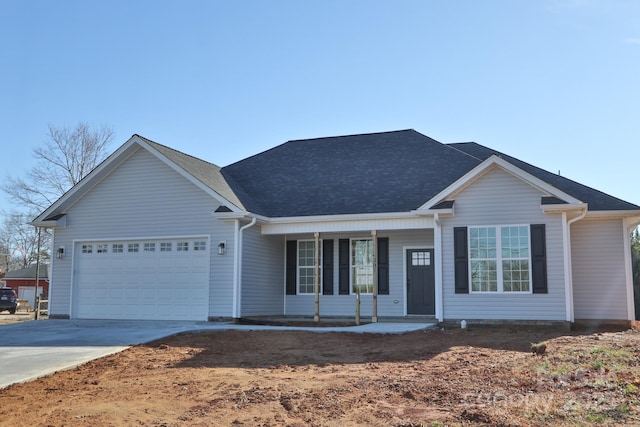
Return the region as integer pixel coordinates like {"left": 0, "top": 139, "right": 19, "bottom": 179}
{"left": 541, "top": 203, "right": 588, "bottom": 214}
{"left": 32, "top": 213, "right": 67, "bottom": 229}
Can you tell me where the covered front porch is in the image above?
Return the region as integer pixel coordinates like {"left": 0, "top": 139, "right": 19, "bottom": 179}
{"left": 254, "top": 211, "right": 447, "bottom": 322}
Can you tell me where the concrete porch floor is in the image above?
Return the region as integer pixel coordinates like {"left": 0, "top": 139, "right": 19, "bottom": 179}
{"left": 239, "top": 316, "right": 436, "bottom": 327}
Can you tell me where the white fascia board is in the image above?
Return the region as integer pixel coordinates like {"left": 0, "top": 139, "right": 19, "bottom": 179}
{"left": 137, "top": 138, "right": 244, "bottom": 213}
{"left": 264, "top": 211, "right": 427, "bottom": 224}
{"left": 541, "top": 203, "right": 588, "bottom": 214}
{"left": 584, "top": 211, "right": 640, "bottom": 220}
{"left": 33, "top": 217, "right": 67, "bottom": 229}
{"left": 417, "top": 155, "right": 583, "bottom": 211}
{"left": 213, "top": 212, "right": 248, "bottom": 220}
{"left": 213, "top": 211, "right": 270, "bottom": 224}
{"left": 411, "top": 208, "right": 454, "bottom": 216}
{"left": 261, "top": 211, "right": 435, "bottom": 235}
{"left": 266, "top": 211, "right": 426, "bottom": 224}
{"left": 32, "top": 135, "right": 143, "bottom": 225}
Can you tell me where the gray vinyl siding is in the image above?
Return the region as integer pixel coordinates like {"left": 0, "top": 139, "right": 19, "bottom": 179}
{"left": 284, "top": 229, "right": 434, "bottom": 317}
{"left": 572, "top": 219, "right": 629, "bottom": 320}
{"left": 441, "top": 167, "right": 567, "bottom": 321}
{"left": 49, "top": 148, "right": 236, "bottom": 318}
{"left": 240, "top": 225, "right": 285, "bottom": 316}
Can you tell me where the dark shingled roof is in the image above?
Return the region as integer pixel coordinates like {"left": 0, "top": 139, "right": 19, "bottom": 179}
{"left": 221, "top": 130, "right": 480, "bottom": 217}
{"left": 221, "top": 130, "right": 639, "bottom": 217}
{"left": 449, "top": 142, "right": 640, "bottom": 211}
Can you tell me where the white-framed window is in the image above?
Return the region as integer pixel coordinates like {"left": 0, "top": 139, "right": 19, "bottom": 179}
{"left": 128, "top": 243, "right": 139, "bottom": 253}
{"left": 144, "top": 242, "right": 156, "bottom": 252}
{"left": 96, "top": 244, "right": 108, "bottom": 254}
{"left": 160, "top": 242, "right": 172, "bottom": 252}
{"left": 194, "top": 241, "right": 207, "bottom": 251}
{"left": 469, "top": 225, "right": 531, "bottom": 293}
{"left": 351, "top": 239, "right": 374, "bottom": 294}
{"left": 82, "top": 244, "right": 93, "bottom": 254}
{"left": 112, "top": 243, "right": 123, "bottom": 253}
{"left": 297, "top": 240, "right": 320, "bottom": 294}
{"left": 177, "top": 242, "right": 189, "bottom": 251}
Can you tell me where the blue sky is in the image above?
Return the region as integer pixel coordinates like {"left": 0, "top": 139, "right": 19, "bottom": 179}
{"left": 1, "top": 0, "right": 639, "bottom": 215}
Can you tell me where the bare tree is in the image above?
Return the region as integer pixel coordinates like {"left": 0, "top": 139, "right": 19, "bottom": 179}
{"left": 0, "top": 241, "right": 11, "bottom": 275}
{"left": 3, "top": 122, "right": 114, "bottom": 212}
{"left": 0, "top": 211, "right": 49, "bottom": 270}
{"left": 1, "top": 122, "right": 113, "bottom": 271}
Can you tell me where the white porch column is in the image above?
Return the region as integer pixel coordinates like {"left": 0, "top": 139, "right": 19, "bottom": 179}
{"left": 434, "top": 213, "right": 443, "bottom": 322}
{"left": 314, "top": 231, "right": 320, "bottom": 322}
{"left": 372, "top": 230, "right": 378, "bottom": 323}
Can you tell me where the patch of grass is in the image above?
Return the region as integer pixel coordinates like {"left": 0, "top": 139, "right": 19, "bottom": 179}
{"left": 538, "top": 346, "right": 634, "bottom": 378}
{"left": 585, "top": 412, "right": 608, "bottom": 423}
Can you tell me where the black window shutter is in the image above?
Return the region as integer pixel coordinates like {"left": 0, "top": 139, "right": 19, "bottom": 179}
{"left": 530, "top": 224, "right": 548, "bottom": 294}
{"left": 377, "top": 237, "right": 390, "bottom": 295}
{"left": 286, "top": 240, "right": 297, "bottom": 295}
{"left": 454, "top": 227, "right": 469, "bottom": 294}
{"left": 338, "top": 239, "right": 350, "bottom": 295}
{"left": 322, "top": 239, "right": 334, "bottom": 295}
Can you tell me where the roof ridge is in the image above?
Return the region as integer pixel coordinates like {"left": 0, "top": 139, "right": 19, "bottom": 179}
{"left": 221, "top": 129, "right": 428, "bottom": 171}
{"left": 287, "top": 129, "right": 418, "bottom": 143}
{"left": 133, "top": 134, "right": 222, "bottom": 169}
{"left": 445, "top": 141, "right": 485, "bottom": 162}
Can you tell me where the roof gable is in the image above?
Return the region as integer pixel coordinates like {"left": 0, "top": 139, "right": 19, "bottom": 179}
{"left": 33, "top": 135, "right": 245, "bottom": 225}
{"left": 417, "top": 154, "right": 585, "bottom": 211}
{"left": 136, "top": 136, "right": 245, "bottom": 211}
{"left": 449, "top": 142, "right": 639, "bottom": 211}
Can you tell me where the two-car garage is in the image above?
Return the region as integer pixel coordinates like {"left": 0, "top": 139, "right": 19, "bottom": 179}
{"left": 72, "top": 237, "right": 210, "bottom": 321}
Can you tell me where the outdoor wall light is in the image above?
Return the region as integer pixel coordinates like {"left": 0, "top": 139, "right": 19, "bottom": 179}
{"left": 56, "top": 247, "right": 65, "bottom": 259}
{"left": 217, "top": 241, "right": 226, "bottom": 255}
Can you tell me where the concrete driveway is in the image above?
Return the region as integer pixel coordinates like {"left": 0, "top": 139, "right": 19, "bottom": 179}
{"left": 0, "top": 319, "right": 433, "bottom": 389}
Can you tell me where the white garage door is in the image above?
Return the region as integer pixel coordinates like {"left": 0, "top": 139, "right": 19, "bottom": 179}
{"left": 73, "top": 238, "right": 210, "bottom": 320}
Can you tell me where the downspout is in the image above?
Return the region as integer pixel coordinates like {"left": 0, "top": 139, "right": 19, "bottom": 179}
{"left": 433, "top": 213, "right": 443, "bottom": 322}
{"left": 563, "top": 207, "right": 588, "bottom": 322}
{"left": 234, "top": 216, "right": 257, "bottom": 319}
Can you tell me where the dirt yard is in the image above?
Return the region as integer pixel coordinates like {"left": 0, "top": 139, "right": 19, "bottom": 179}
{"left": 1, "top": 324, "right": 640, "bottom": 426}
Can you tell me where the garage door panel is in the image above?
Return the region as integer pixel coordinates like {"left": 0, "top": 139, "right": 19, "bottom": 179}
{"left": 73, "top": 238, "right": 210, "bottom": 320}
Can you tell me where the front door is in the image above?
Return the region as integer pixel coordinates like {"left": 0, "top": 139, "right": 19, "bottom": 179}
{"left": 406, "top": 249, "right": 435, "bottom": 315}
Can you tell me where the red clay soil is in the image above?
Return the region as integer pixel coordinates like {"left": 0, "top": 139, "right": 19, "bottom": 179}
{"left": 1, "top": 325, "right": 640, "bottom": 426}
